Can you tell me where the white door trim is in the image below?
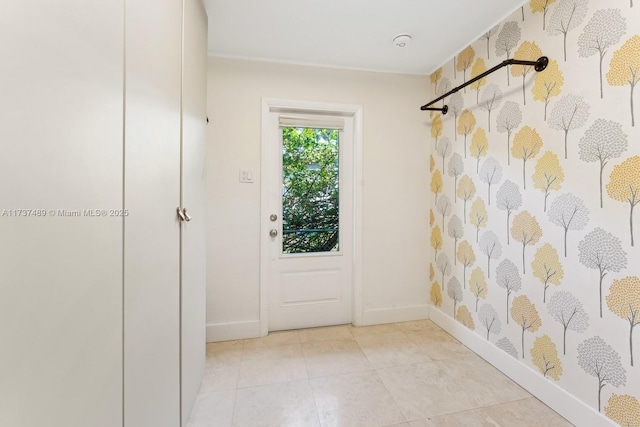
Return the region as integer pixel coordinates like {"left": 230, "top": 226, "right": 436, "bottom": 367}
{"left": 260, "top": 98, "right": 363, "bottom": 336}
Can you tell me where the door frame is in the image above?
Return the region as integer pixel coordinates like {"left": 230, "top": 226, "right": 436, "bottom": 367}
{"left": 260, "top": 98, "right": 363, "bottom": 336}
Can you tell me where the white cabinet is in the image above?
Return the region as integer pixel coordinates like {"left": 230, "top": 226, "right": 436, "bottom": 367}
{"left": 0, "top": 1, "right": 207, "bottom": 426}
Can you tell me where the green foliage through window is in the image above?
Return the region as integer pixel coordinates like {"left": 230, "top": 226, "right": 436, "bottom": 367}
{"left": 282, "top": 127, "right": 339, "bottom": 254}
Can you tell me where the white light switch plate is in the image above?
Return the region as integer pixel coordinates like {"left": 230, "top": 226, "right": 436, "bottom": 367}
{"left": 239, "top": 169, "right": 254, "bottom": 183}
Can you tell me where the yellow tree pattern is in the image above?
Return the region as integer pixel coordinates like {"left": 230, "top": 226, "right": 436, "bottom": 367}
{"left": 511, "top": 295, "right": 542, "bottom": 359}
{"left": 431, "top": 170, "right": 443, "bottom": 204}
{"left": 469, "top": 266, "right": 487, "bottom": 312}
{"left": 606, "top": 276, "right": 640, "bottom": 366}
{"left": 457, "top": 45, "right": 476, "bottom": 91}
{"left": 430, "top": 264, "right": 435, "bottom": 282}
{"left": 531, "top": 243, "right": 563, "bottom": 303}
{"left": 429, "top": 209, "right": 435, "bottom": 227}
{"left": 512, "top": 126, "right": 542, "bottom": 190}
{"left": 511, "top": 211, "right": 542, "bottom": 274}
{"left": 511, "top": 41, "right": 543, "bottom": 105}
{"left": 456, "top": 305, "right": 475, "bottom": 330}
{"left": 529, "top": 0, "right": 556, "bottom": 30}
{"left": 430, "top": 282, "right": 443, "bottom": 308}
{"left": 431, "top": 225, "right": 443, "bottom": 261}
{"left": 607, "top": 35, "right": 640, "bottom": 127}
{"left": 531, "top": 335, "right": 563, "bottom": 380}
{"left": 457, "top": 110, "right": 476, "bottom": 158}
{"left": 470, "top": 128, "right": 489, "bottom": 174}
{"left": 457, "top": 175, "right": 476, "bottom": 222}
{"left": 457, "top": 240, "right": 476, "bottom": 287}
{"left": 430, "top": 67, "right": 443, "bottom": 94}
{"left": 470, "top": 198, "right": 488, "bottom": 243}
{"left": 607, "top": 156, "right": 640, "bottom": 247}
{"left": 532, "top": 59, "right": 563, "bottom": 120}
{"left": 431, "top": 114, "right": 443, "bottom": 148}
{"left": 430, "top": 155, "right": 435, "bottom": 173}
{"left": 532, "top": 151, "right": 564, "bottom": 212}
{"left": 605, "top": 394, "right": 640, "bottom": 427}
{"left": 470, "top": 58, "right": 487, "bottom": 105}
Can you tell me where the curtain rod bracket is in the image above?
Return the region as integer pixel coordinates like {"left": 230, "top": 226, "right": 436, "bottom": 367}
{"left": 534, "top": 56, "right": 549, "bottom": 72}
{"left": 420, "top": 56, "right": 549, "bottom": 111}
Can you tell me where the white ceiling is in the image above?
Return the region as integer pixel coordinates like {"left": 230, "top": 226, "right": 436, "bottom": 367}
{"left": 203, "top": 0, "right": 525, "bottom": 75}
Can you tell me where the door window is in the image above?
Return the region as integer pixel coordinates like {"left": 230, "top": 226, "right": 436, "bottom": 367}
{"left": 281, "top": 127, "right": 340, "bottom": 254}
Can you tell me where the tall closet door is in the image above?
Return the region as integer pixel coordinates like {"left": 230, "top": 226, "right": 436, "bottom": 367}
{"left": 124, "top": 0, "right": 182, "bottom": 426}
{"left": 180, "top": 0, "right": 208, "bottom": 423}
{"left": 0, "top": 2, "right": 124, "bottom": 427}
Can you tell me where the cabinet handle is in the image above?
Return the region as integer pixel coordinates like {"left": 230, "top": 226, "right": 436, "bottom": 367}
{"left": 177, "top": 207, "right": 186, "bottom": 221}
{"left": 182, "top": 208, "right": 192, "bottom": 222}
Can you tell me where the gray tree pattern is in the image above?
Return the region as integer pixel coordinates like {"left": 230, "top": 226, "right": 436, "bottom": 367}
{"left": 480, "top": 84, "right": 503, "bottom": 132}
{"left": 578, "top": 119, "right": 628, "bottom": 208}
{"left": 478, "top": 304, "right": 502, "bottom": 340}
{"left": 577, "top": 9, "right": 627, "bottom": 98}
{"left": 496, "top": 258, "right": 522, "bottom": 324}
{"left": 497, "top": 337, "right": 519, "bottom": 358}
{"left": 447, "top": 276, "right": 463, "bottom": 317}
{"left": 436, "top": 194, "right": 452, "bottom": 232}
{"left": 495, "top": 21, "right": 522, "bottom": 85}
{"left": 448, "top": 215, "right": 464, "bottom": 263}
{"left": 448, "top": 153, "right": 464, "bottom": 199}
{"left": 549, "top": 94, "right": 590, "bottom": 159}
{"left": 548, "top": 291, "right": 589, "bottom": 355}
{"left": 479, "top": 24, "right": 500, "bottom": 59}
{"left": 449, "top": 93, "right": 464, "bottom": 141}
{"left": 577, "top": 336, "right": 627, "bottom": 412}
{"left": 496, "top": 101, "right": 523, "bottom": 166}
{"left": 479, "top": 230, "right": 502, "bottom": 279}
{"left": 496, "top": 180, "right": 522, "bottom": 245}
{"left": 548, "top": 0, "right": 589, "bottom": 61}
{"left": 436, "top": 136, "right": 452, "bottom": 172}
{"left": 479, "top": 157, "right": 503, "bottom": 206}
{"left": 548, "top": 193, "right": 590, "bottom": 257}
{"left": 437, "top": 252, "right": 452, "bottom": 291}
{"left": 578, "top": 228, "right": 628, "bottom": 318}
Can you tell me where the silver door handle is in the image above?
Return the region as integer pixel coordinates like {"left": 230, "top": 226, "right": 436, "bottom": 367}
{"left": 183, "top": 208, "right": 192, "bottom": 222}
{"left": 177, "top": 207, "right": 186, "bottom": 221}
{"left": 269, "top": 229, "right": 278, "bottom": 237}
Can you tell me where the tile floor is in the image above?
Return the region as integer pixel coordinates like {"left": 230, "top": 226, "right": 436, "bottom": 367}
{"left": 187, "top": 320, "right": 573, "bottom": 427}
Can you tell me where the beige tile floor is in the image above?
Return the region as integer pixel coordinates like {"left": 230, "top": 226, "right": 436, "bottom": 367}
{"left": 187, "top": 320, "right": 573, "bottom": 427}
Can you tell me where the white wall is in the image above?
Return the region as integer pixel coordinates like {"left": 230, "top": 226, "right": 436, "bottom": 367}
{"left": 206, "top": 57, "right": 430, "bottom": 341}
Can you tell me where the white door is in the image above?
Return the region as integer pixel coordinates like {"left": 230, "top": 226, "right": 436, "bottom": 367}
{"left": 180, "top": 0, "right": 208, "bottom": 424}
{"left": 124, "top": 0, "right": 182, "bottom": 426}
{"left": 263, "top": 108, "right": 354, "bottom": 332}
{"left": 0, "top": 2, "right": 124, "bottom": 426}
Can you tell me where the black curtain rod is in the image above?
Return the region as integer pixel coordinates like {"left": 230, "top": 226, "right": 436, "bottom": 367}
{"left": 421, "top": 56, "right": 549, "bottom": 113}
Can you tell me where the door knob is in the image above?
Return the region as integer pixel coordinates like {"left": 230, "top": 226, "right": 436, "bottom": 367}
{"left": 177, "top": 207, "right": 186, "bottom": 221}
{"left": 177, "top": 207, "right": 192, "bottom": 222}
{"left": 270, "top": 214, "right": 278, "bottom": 221}
{"left": 269, "top": 229, "right": 278, "bottom": 237}
{"left": 182, "top": 208, "right": 192, "bottom": 222}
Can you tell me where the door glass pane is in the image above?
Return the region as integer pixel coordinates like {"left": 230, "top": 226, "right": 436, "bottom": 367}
{"left": 282, "top": 127, "right": 339, "bottom": 254}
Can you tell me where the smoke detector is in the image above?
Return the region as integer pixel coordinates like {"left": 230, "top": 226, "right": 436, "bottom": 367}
{"left": 393, "top": 34, "right": 412, "bottom": 48}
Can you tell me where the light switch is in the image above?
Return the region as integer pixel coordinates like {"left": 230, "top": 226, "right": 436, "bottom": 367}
{"left": 239, "top": 169, "right": 254, "bottom": 183}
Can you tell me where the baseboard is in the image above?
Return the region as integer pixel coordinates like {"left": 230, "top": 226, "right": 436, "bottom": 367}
{"left": 428, "top": 307, "right": 616, "bottom": 427}
{"left": 360, "top": 304, "right": 430, "bottom": 326}
{"left": 206, "top": 320, "right": 261, "bottom": 342}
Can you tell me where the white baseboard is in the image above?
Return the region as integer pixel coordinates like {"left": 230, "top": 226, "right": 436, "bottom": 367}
{"left": 360, "top": 304, "right": 430, "bottom": 326}
{"left": 428, "top": 307, "right": 616, "bottom": 427}
{"left": 206, "top": 320, "right": 261, "bottom": 342}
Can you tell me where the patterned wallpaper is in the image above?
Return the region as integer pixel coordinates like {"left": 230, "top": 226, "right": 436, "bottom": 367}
{"left": 428, "top": 0, "right": 640, "bottom": 424}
